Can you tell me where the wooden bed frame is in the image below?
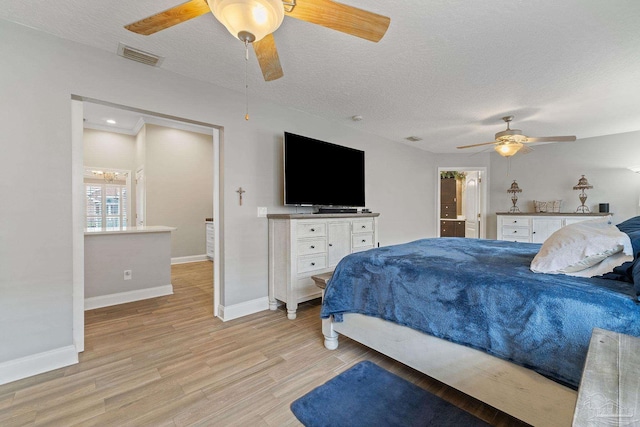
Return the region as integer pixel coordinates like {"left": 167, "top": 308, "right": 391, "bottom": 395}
{"left": 322, "top": 313, "right": 577, "bottom": 427}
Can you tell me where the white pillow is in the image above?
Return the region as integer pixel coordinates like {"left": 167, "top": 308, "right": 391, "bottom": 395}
{"left": 530, "top": 219, "right": 633, "bottom": 274}
{"left": 567, "top": 251, "right": 633, "bottom": 278}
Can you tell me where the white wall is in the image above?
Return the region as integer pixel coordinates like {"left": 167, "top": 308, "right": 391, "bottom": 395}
{"left": 487, "top": 131, "right": 640, "bottom": 238}
{"left": 83, "top": 129, "right": 136, "bottom": 170}
{"left": 0, "top": 18, "right": 434, "bottom": 375}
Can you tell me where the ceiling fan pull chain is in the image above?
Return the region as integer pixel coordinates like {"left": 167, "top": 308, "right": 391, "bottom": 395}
{"left": 244, "top": 39, "right": 250, "bottom": 121}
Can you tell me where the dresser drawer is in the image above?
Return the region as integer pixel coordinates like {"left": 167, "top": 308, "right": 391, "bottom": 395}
{"left": 353, "top": 233, "right": 374, "bottom": 248}
{"left": 501, "top": 226, "right": 531, "bottom": 238}
{"left": 503, "top": 236, "right": 530, "bottom": 243}
{"left": 352, "top": 219, "right": 374, "bottom": 234}
{"left": 500, "top": 217, "right": 532, "bottom": 227}
{"left": 297, "top": 254, "right": 327, "bottom": 274}
{"left": 297, "top": 238, "right": 326, "bottom": 256}
{"left": 296, "top": 222, "right": 327, "bottom": 238}
{"left": 441, "top": 204, "right": 456, "bottom": 219}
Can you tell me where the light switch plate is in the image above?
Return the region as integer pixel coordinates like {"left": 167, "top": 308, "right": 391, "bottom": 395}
{"left": 257, "top": 207, "right": 268, "bottom": 217}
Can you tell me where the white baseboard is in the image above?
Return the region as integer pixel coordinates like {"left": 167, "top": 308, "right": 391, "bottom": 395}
{"left": 218, "top": 297, "right": 269, "bottom": 322}
{"left": 85, "top": 284, "right": 174, "bottom": 310}
{"left": 171, "top": 255, "right": 210, "bottom": 265}
{"left": 0, "top": 345, "right": 78, "bottom": 385}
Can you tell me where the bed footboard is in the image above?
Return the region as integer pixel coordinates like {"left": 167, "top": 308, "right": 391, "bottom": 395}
{"left": 326, "top": 313, "right": 577, "bottom": 427}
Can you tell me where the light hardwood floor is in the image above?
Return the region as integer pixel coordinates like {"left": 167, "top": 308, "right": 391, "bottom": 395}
{"left": 0, "top": 262, "right": 528, "bottom": 426}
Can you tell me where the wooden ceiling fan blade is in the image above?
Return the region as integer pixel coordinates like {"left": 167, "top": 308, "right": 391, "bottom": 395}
{"left": 526, "top": 136, "right": 577, "bottom": 143}
{"left": 285, "top": 0, "right": 390, "bottom": 42}
{"left": 253, "top": 34, "right": 284, "bottom": 81}
{"left": 124, "top": 0, "right": 211, "bottom": 35}
{"left": 457, "top": 141, "right": 497, "bottom": 149}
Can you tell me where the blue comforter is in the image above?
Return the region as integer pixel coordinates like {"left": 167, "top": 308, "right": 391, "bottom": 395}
{"left": 320, "top": 238, "right": 640, "bottom": 388}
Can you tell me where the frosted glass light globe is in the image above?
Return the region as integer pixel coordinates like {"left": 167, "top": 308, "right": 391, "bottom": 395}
{"left": 210, "top": 0, "right": 284, "bottom": 43}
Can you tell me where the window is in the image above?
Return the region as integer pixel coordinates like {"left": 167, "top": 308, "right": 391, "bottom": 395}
{"left": 85, "top": 183, "right": 128, "bottom": 229}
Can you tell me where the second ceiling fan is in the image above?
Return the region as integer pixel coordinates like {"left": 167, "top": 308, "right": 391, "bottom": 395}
{"left": 457, "top": 116, "right": 577, "bottom": 157}
{"left": 125, "top": 0, "right": 391, "bottom": 82}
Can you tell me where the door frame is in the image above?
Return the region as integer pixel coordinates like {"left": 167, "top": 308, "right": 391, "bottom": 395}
{"left": 71, "top": 96, "right": 224, "bottom": 353}
{"left": 436, "top": 167, "right": 488, "bottom": 239}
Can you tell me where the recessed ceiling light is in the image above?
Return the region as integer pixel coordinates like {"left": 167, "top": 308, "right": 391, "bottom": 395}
{"left": 405, "top": 136, "right": 422, "bottom": 142}
{"left": 106, "top": 119, "right": 116, "bottom": 125}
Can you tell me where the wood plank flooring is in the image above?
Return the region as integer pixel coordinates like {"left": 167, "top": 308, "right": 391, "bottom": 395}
{"left": 0, "top": 262, "right": 528, "bottom": 426}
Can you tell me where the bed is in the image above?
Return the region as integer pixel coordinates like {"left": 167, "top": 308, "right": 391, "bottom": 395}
{"left": 319, "top": 218, "right": 640, "bottom": 426}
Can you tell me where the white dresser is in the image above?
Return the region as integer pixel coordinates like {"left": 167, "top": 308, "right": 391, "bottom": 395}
{"left": 268, "top": 213, "right": 379, "bottom": 319}
{"left": 496, "top": 212, "right": 611, "bottom": 243}
{"left": 205, "top": 221, "right": 214, "bottom": 259}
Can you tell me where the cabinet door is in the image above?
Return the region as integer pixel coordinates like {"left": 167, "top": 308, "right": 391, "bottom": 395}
{"left": 532, "top": 219, "right": 563, "bottom": 243}
{"left": 327, "top": 222, "right": 351, "bottom": 267}
{"left": 441, "top": 178, "right": 456, "bottom": 203}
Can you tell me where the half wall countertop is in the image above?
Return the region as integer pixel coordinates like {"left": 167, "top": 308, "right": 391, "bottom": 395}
{"left": 84, "top": 225, "right": 177, "bottom": 236}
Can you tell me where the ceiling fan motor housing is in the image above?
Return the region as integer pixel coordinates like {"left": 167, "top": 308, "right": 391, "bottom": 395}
{"left": 495, "top": 128, "right": 527, "bottom": 143}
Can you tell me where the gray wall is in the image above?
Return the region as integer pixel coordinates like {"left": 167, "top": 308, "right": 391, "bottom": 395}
{"left": 145, "top": 124, "right": 214, "bottom": 258}
{"left": 0, "top": 19, "right": 435, "bottom": 366}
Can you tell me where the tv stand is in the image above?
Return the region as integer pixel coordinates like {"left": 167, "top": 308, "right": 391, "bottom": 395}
{"left": 315, "top": 207, "right": 358, "bottom": 214}
{"left": 267, "top": 213, "right": 379, "bottom": 319}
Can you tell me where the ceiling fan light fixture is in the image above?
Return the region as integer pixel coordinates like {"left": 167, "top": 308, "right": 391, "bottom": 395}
{"left": 495, "top": 142, "right": 523, "bottom": 157}
{"left": 210, "top": 0, "right": 284, "bottom": 43}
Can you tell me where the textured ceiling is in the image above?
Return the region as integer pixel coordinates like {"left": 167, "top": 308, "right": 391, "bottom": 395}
{"left": 2, "top": 0, "right": 640, "bottom": 153}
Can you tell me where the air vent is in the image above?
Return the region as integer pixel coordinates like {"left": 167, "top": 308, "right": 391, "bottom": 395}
{"left": 117, "top": 43, "right": 164, "bottom": 66}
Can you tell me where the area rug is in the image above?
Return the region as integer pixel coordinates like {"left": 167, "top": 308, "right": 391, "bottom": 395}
{"left": 291, "top": 361, "right": 491, "bottom": 427}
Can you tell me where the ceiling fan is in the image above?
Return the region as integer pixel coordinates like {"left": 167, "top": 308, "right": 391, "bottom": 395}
{"left": 124, "top": 0, "right": 391, "bottom": 82}
{"left": 457, "top": 116, "right": 577, "bottom": 157}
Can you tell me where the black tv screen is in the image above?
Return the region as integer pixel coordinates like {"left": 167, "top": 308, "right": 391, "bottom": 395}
{"left": 284, "top": 132, "right": 365, "bottom": 207}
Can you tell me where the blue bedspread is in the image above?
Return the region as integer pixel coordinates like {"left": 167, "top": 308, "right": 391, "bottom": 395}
{"left": 320, "top": 238, "right": 640, "bottom": 388}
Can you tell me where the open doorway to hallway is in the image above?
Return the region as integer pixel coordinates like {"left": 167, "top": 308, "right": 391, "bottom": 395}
{"left": 71, "top": 97, "right": 223, "bottom": 353}
{"left": 437, "top": 167, "right": 487, "bottom": 239}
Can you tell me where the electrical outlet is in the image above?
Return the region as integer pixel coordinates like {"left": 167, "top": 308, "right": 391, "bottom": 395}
{"left": 257, "top": 207, "right": 268, "bottom": 217}
{"left": 124, "top": 270, "right": 132, "bottom": 280}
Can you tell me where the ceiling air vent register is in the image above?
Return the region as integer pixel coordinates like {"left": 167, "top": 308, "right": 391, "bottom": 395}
{"left": 117, "top": 43, "right": 164, "bottom": 67}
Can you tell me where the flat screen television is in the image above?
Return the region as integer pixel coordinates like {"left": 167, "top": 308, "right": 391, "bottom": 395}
{"left": 284, "top": 132, "right": 365, "bottom": 207}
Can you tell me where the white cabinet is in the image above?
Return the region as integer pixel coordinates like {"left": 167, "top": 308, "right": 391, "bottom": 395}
{"left": 496, "top": 213, "right": 611, "bottom": 243}
{"left": 268, "top": 213, "right": 379, "bottom": 319}
{"left": 206, "top": 221, "right": 214, "bottom": 259}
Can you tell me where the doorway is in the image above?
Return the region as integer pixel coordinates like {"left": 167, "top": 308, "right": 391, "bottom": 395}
{"left": 71, "top": 97, "right": 223, "bottom": 353}
{"left": 437, "top": 167, "right": 487, "bottom": 239}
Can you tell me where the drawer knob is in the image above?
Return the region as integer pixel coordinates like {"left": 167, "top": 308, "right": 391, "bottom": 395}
{"left": 310, "top": 228, "right": 315, "bottom": 232}
{"left": 361, "top": 225, "right": 366, "bottom": 229}
{"left": 362, "top": 239, "right": 366, "bottom": 242}
{"left": 311, "top": 262, "right": 316, "bottom": 266}
{"left": 310, "top": 245, "right": 315, "bottom": 249}
{"left": 514, "top": 220, "right": 517, "bottom": 223}
{"left": 513, "top": 231, "right": 517, "bottom": 233}
{"left": 329, "top": 243, "right": 333, "bottom": 247}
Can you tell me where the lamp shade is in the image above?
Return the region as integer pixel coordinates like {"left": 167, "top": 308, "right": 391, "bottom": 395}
{"left": 210, "top": 0, "right": 284, "bottom": 43}
{"left": 573, "top": 175, "right": 593, "bottom": 190}
{"left": 494, "top": 142, "right": 523, "bottom": 157}
{"left": 507, "top": 180, "right": 522, "bottom": 194}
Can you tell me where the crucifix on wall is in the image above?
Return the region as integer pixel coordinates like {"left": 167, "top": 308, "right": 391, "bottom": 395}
{"left": 236, "top": 187, "right": 246, "bottom": 206}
